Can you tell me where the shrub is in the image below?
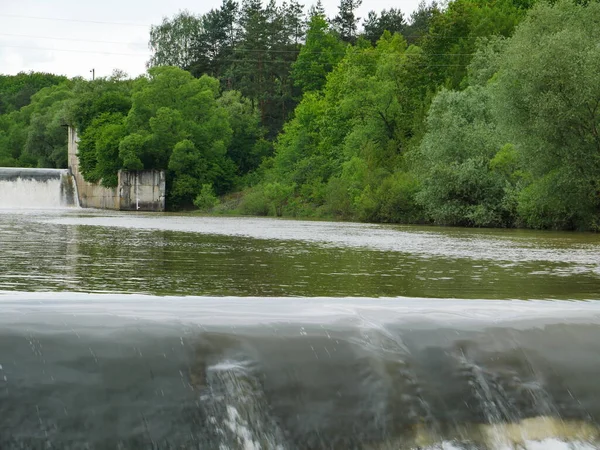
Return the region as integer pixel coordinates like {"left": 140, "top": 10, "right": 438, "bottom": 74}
{"left": 193, "top": 184, "right": 220, "bottom": 211}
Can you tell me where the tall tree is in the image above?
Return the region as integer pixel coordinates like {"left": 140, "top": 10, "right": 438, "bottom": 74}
{"left": 362, "top": 9, "right": 405, "bottom": 45}
{"left": 147, "top": 11, "right": 203, "bottom": 70}
{"left": 292, "top": 13, "right": 345, "bottom": 93}
{"left": 422, "top": 0, "right": 526, "bottom": 89}
{"left": 189, "top": 0, "right": 239, "bottom": 81}
{"left": 331, "top": 0, "right": 362, "bottom": 44}
{"left": 402, "top": 1, "right": 439, "bottom": 45}
{"left": 495, "top": 0, "right": 600, "bottom": 229}
{"left": 308, "top": 0, "right": 326, "bottom": 18}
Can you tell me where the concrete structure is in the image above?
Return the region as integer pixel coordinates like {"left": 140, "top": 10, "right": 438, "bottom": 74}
{"left": 68, "top": 127, "right": 166, "bottom": 211}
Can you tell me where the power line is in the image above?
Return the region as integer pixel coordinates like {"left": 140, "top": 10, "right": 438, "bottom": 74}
{"left": 0, "top": 33, "right": 481, "bottom": 56}
{"left": 0, "top": 45, "right": 149, "bottom": 57}
{"left": 0, "top": 41, "right": 475, "bottom": 58}
{"left": 0, "top": 33, "right": 147, "bottom": 47}
{"left": 0, "top": 13, "right": 149, "bottom": 28}
{"left": 0, "top": 13, "right": 506, "bottom": 39}
{"left": 0, "top": 47, "right": 471, "bottom": 68}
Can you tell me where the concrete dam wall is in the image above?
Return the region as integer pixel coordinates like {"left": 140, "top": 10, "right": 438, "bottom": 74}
{"left": 67, "top": 127, "right": 166, "bottom": 211}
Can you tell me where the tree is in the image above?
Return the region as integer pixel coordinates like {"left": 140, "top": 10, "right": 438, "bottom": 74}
{"left": 14, "top": 82, "right": 74, "bottom": 168}
{"left": 331, "top": 0, "right": 362, "bottom": 44}
{"left": 74, "top": 67, "right": 241, "bottom": 206}
{"left": 0, "top": 72, "right": 67, "bottom": 115}
{"left": 189, "top": 0, "right": 239, "bottom": 80}
{"left": 494, "top": 0, "right": 600, "bottom": 229}
{"left": 218, "top": 90, "right": 269, "bottom": 175}
{"left": 362, "top": 9, "right": 405, "bottom": 45}
{"left": 119, "top": 134, "right": 145, "bottom": 170}
{"left": 292, "top": 13, "right": 345, "bottom": 93}
{"left": 264, "top": 32, "right": 429, "bottom": 218}
{"left": 416, "top": 86, "right": 514, "bottom": 227}
{"left": 421, "top": 0, "right": 526, "bottom": 89}
{"left": 148, "top": 11, "right": 203, "bottom": 70}
{"left": 77, "top": 112, "right": 127, "bottom": 186}
{"left": 194, "top": 183, "right": 220, "bottom": 210}
{"left": 68, "top": 74, "right": 133, "bottom": 133}
{"left": 402, "top": 1, "right": 438, "bottom": 45}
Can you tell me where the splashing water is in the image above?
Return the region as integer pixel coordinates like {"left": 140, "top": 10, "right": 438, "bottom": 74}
{"left": 0, "top": 169, "right": 76, "bottom": 209}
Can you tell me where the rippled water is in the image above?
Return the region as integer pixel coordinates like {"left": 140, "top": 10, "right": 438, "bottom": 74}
{"left": 1, "top": 208, "right": 600, "bottom": 449}
{"left": 2, "top": 209, "right": 600, "bottom": 298}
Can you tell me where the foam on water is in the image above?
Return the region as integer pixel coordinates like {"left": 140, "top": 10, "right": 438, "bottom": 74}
{"left": 412, "top": 417, "right": 600, "bottom": 450}
{"left": 2, "top": 291, "right": 599, "bottom": 328}
{"left": 422, "top": 440, "right": 596, "bottom": 450}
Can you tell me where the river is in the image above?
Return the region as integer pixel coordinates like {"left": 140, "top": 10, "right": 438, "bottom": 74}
{"left": 1, "top": 208, "right": 600, "bottom": 449}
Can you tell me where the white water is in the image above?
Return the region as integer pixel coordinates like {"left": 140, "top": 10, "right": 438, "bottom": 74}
{"left": 0, "top": 177, "right": 69, "bottom": 208}
{"left": 423, "top": 440, "right": 597, "bottom": 450}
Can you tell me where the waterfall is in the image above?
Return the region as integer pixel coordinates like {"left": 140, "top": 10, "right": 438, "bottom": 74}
{"left": 0, "top": 168, "right": 77, "bottom": 209}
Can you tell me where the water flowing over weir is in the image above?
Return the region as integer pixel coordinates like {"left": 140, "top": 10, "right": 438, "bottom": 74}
{"left": 0, "top": 168, "right": 77, "bottom": 208}
{"left": 1, "top": 294, "right": 600, "bottom": 450}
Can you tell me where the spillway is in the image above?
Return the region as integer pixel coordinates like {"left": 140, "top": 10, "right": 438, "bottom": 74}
{"left": 0, "top": 168, "right": 77, "bottom": 208}
{"left": 2, "top": 294, "right": 600, "bottom": 449}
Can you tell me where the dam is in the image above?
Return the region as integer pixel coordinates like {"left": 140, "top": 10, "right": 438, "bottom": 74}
{"left": 0, "top": 167, "right": 77, "bottom": 208}
{"left": 0, "top": 127, "right": 166, "bottom": 211}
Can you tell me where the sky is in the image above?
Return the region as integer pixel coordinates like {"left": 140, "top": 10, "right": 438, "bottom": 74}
{"left": 0, "top": 0, "right": 422, "bottom": 79}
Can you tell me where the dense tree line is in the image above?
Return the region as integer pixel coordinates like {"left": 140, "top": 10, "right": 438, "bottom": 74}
{"left": 0, "top": 73, "right": 72, "bottom": 168}
{"left": 234, "top": 0, "right": 600, "bottom": 231}
{"left": 0, "top": 0, "right": 598, "bottom": 229}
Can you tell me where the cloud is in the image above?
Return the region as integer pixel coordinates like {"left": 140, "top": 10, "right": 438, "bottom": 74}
{"left": 0, "top": 37, "right": 57, "bottom": 74}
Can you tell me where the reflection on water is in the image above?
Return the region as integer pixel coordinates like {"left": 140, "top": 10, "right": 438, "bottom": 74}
{"left": 0, "top": 210, "right": 599, "bottom": 299}
{"left": 1, "top": 209, "right": 600, "bottom": 449}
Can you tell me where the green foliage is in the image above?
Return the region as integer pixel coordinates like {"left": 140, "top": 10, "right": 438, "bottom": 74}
{"left": 0, "top": 77, "right": 74, "bottom": 169}
{"left": 194, "top": 183, "right": 220, "bottom": 210}
{"left": 331, "top": 0, "right": 363, "bottom": 43}
{"left": 0, "top": 72, "right": 67, "bottom": 115}
{"left": 493, "top": 0, "right": 600, "bottom": 229}
{"left": 421, "top": 0, "right": 527, "bottom": 89}
{"left": 517, "top": 170, "right": 596, "bottom": 230}
{"left": 119, "top": 134, "right": 145, "bottom": 170}
{"left": 257, "top": 31, "right": 432, "bottom": 220}
{"left": 263, "top": 182, "right": 294, "bottom": 216}
{"left": 3, "top": 0, "right": 599, "bottom": 229}
{"left": 218, "top": 90, "right": 269, "bottom": 175}
{"left": 362, "top": 9, "right": 405, "bottom": 45}
{"left": 72, "top": 67, "right": 250, "bottom": 207}
{"left": 292, "top": 14, "right": 345, "bottom": 94}
{"left": 148, "top": 11, "right": 203, "bottom": 70}
{"left": 68, "top": 72, "right": 133, "bottom": 133}
{"left": 416, "top": 87, "right": 514, "bottom": 227}
{"left": 239, "top": 186, "right": 270, "bottom": 215}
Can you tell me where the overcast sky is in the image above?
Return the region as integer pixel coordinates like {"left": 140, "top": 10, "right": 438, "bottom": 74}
{"left": 0, "top": 0, "right": 422, "bottom": 79}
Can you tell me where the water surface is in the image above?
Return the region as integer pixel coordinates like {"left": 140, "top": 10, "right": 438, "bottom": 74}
{"left": 1, "top": 209, "right": 599, "bottom": 298}
{"left": 1, "top": 208, "right": 600, "bottom": 449}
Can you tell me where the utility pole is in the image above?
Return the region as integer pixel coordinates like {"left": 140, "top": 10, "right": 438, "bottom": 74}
{"left": 90, "top": 68, "right": 95, "bottom": 81}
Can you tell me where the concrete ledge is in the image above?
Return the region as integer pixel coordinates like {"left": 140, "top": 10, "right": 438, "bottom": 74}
{"left": 0, "top": 168, "right": 68, "bottom": 181}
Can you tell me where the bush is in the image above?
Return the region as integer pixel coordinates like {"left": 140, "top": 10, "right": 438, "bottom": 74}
{"left": 517, "top": 170, "right": 597, "bottom": 230}
{"left": 239, "top": 187, "right": 270, "bottom": 216}
{"left": 263, "top": 182, "right": 294, "bottom": 216}
{"left": 325, "top": 177, "right": 354, "bottom": 218}
{"left": 377, "top": 172, "right": 422, "bottom": 223}
{"left": 193, "top": 184, "right": 220, "bottom": 211}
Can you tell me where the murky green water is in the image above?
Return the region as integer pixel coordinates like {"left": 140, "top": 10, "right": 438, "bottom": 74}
{"left": 2, "top": 208, "right": 600, "bottom": 450}
{"left": 1, "top": 209, "right": 599, "bottom": 299}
